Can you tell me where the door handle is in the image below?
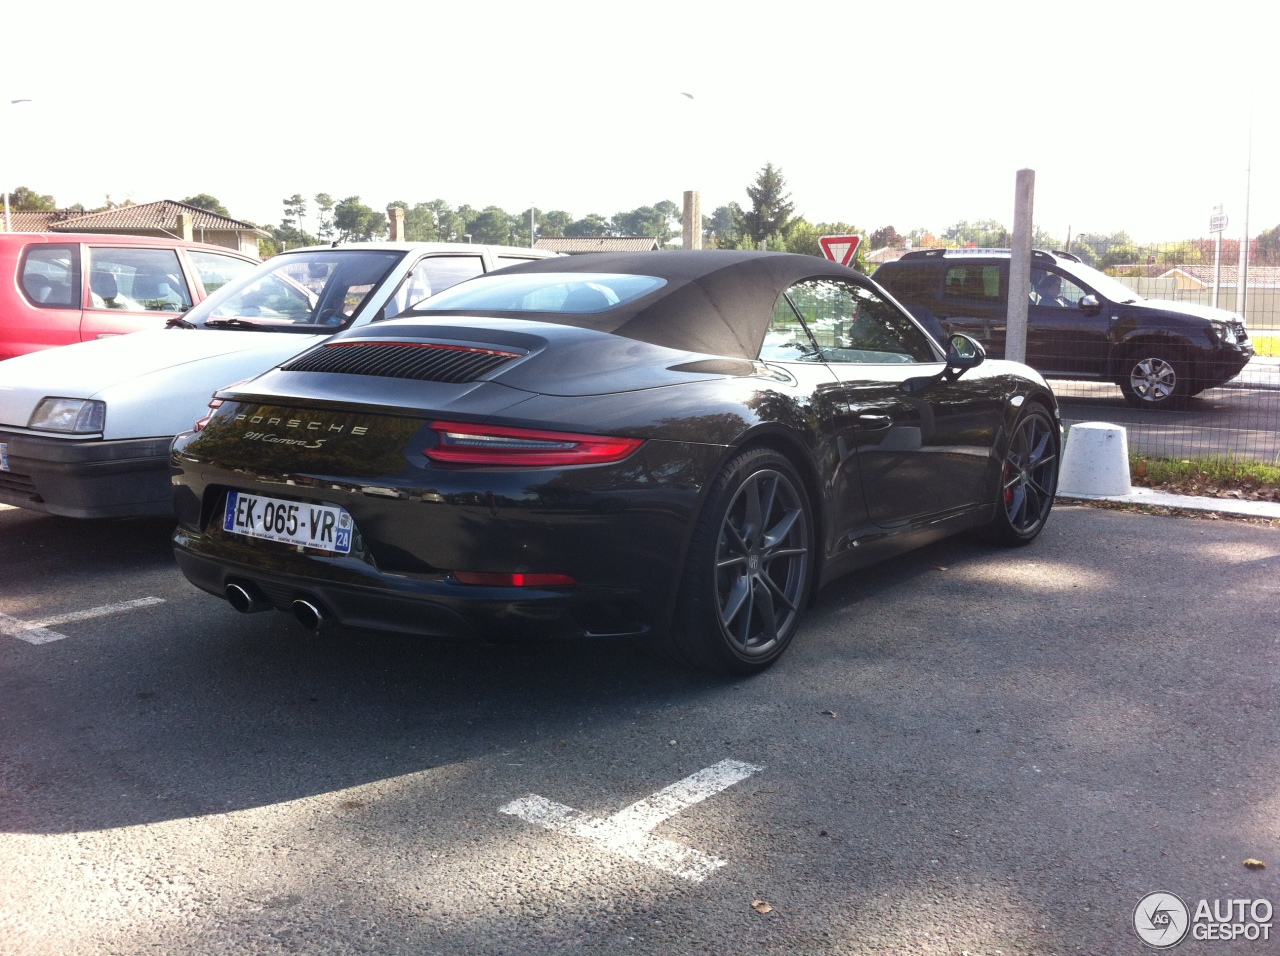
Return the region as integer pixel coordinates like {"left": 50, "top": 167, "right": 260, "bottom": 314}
{"left": 858, "top": 414, "right": 892, "bottom": 430}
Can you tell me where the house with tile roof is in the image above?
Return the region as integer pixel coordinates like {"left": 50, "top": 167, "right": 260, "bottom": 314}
{"left": 534, "top": 236, "right": 660, "bottom": 254}
{"left": 4, "top": 200, "right": 268, "bottom": 257}
{"left": 1158, "top": 265, "right": 1280, "bottom": 290}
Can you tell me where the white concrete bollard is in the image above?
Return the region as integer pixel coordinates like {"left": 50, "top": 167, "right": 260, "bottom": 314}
{"left": 1058, "top": 422, "right": 1131, "bottom": 497}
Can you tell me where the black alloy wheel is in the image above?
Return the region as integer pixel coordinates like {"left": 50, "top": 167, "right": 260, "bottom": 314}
{"left": 673, "top": 449, "right": 813, "bottom": 674}
{"left": 1119, "top": 346, "right": 1191, "bottom": 408}
{"left": 984, "top": 403, "right": 1058, "bottom": 546}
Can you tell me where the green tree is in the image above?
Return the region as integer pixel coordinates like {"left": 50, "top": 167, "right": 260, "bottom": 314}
{"left": 869, "top": 225, "right": 903, "bottom": 249}
{"left": 611, "top": 201, "right": 680, "bottom": 244}
{"left": 942, "top": 219, "right": 1010, "bottom": 248}
{"left": 1254, "top": 224, "right": 1280, "bottom": 266}
{"left": 5, "top": 186, "right": 57, "bottom": 211}
{"left": 314, "top": 193, "right": 335, "bottom": 241}
{"left": 467, "top": 206, "right": 514, "bottom": 245}
{"left": 333, "top": 196, "right": 387, "bottom": 242}
{"left": 565, "top": 214, "right": 611, "bottom": 238}
{"left": 537, "top": 210, "right": 573, "bottom": 239}
{"left": 705, "top": 203, "right": 743, "bottom": 248}
{"left": 180, "top": 194, "right": 230, "bottom": 217}
{"left": 742, "top": 162, "right": 795, "bottom": 245}
{"left": 282, "top": 193, "right": 308, "bottom": 234}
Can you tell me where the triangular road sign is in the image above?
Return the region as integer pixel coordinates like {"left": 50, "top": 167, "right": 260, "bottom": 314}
{"left": 819, "top": 234, "right": 862, "bottom": 266}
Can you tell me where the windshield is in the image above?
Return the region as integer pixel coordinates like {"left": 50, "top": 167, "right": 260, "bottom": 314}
{"left": 1060, "top": 260, "right": 1143, "bottom": 304}
{"left": 411, "top": 272, "right": 666, "bottom": 315}
{"left": 185, "top": 249, "right": 404, "bottom": 332}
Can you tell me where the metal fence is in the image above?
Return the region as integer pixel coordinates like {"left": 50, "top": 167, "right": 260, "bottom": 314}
{"left": 1026, "top": 240, "right": 1280, "bottom": 464}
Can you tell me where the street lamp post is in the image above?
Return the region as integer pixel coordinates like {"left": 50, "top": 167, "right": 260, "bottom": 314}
{"left": 3, "top": 98, "right": 34, "bottom": 233}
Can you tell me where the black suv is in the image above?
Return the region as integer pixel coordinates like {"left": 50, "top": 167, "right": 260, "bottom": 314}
{"left": 874, "top": 248, "right": 1254, "bottom": 408}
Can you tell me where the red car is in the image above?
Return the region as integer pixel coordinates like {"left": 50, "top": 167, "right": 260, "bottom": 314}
{"left": 0, "top": 233, "right": 259, "bottom": 360}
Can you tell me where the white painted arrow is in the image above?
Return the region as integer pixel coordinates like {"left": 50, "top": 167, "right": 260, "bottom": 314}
{"left": 500, "top": 758, "right": 761, "bottom": 881}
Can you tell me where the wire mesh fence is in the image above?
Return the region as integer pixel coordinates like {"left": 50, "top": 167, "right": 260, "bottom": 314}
{"left": 1050, "top": 238, "right": 1279, "bottom": 464}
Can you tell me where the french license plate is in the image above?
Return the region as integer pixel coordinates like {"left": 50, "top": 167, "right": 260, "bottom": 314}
{"left": 0, "top": 442, "right": 8, "bottom": 472}
{"left": 223, "top": 490, "right": 353, "bottom": 554}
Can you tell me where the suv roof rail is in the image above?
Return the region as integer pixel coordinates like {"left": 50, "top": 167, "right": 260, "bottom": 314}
{"left": 897, "top": 247, "right": 1079, "bottom": 264}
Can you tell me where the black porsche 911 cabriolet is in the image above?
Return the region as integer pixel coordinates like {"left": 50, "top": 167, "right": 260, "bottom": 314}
{"left": 171, "top": 250, "right": 1061, "bottom": 674}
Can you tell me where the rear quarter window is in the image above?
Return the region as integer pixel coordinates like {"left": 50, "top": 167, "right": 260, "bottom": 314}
{"left": 20, "top": 244, "right": 80, "bottom": 308}
{"left": 875, "top": 262, "right": 939, "bottom": 303}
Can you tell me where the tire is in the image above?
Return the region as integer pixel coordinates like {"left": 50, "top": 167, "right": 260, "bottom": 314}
{"left": 670, "top": 449, "right": 814, "bottom": 675}
{"left": 1118, "top": 346, "right": 1192, "bottom": 408}
{"left": 982, "top": 403, "right": 1059, "bottom": 547}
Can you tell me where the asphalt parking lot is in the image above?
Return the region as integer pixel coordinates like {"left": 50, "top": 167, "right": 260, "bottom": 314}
{"left": 2, "top": 502, "right": 1278, "bottom": 955}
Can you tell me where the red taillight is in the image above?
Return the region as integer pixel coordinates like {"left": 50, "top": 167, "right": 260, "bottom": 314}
{"left": 193, "top": 398, "right": 224, "bottom": 432}
{"left": 424, "top": 421, "right": 643, "bottom": 466}
{"left": 452, "top": 571, "right": 577, "bottom": 587}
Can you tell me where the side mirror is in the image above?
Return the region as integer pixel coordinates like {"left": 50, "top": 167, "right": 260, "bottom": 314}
{"left": 1078, "top": 294, "right": 1101, "bottom": 315}
{"left": 945, "top": 332, "right": 985, "bottom": 370}
{"left": 902, "top": 333, "right": 986, "bottom": 394}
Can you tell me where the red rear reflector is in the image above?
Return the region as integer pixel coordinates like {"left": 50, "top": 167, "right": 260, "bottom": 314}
{"left": 452, "top": 571, "right": 577, "bottom": 587}
{"left": 425, "top": 421, "right": 642, "bottom": 466}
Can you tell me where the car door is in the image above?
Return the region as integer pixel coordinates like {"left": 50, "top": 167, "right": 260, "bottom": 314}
{"left": 80, "top": 245, "right": 195, "bottom": 341}
{"left": 936, "top": 261, "right": 1007, "bottom": 357}
{"left": 378, "top": 253, "right": 488, "bottom": 319}
{"left": 786, "top": 277, "right": 1002, "bottom": 529}
{"left": 7, "top": 242, "right": 83, "bottom": 356}
{"left": 1025, "top": 267, "right": 1111, "bottom": 375}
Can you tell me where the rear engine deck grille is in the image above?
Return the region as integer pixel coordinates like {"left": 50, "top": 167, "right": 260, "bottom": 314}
{"left": 282, "top": 342, "right": 521, "bottom": 384}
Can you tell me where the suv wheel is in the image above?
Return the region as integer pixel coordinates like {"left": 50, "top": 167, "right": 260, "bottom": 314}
{"left": 1119, "top": 346, "right": 1191, "bottom": 409}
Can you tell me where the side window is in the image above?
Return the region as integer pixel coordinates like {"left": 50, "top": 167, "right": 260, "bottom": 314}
{"left": 381, "top": 255, "right": 485, "bottom": 319}
{"left": 1030, "top": 267, "right": 1086, "bottom": 308}
{"left": 188, "top": 251, "right": 255, "bottom": 296}
{"left": 785, "top": 278, "right": 935, "bottom": 364}
{"left": 760, "top": 291, "right": 822, "bottom": 361}
{"left": 874, "top": 262, "right": 938, "bottom": 303}
{"left": 20, "top": 244, "right": 79, "bottom": 308}
{"left": 87, "top": 247, "right": 192, "bottom": 312}
{"left": 944, "top": 265, "right": 1004, "bottom": 303}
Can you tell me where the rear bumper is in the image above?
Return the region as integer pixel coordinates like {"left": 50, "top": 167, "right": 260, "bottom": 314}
{"left": 173, "top": 537, "right": 655, "bottom": 641}
{"left": 0, "top": 431, "right": 174, "bottom": 518}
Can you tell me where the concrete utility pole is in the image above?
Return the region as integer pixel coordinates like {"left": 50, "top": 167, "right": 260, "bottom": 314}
{"left": 1006, "top": 169, "right": 1035, "bottom": 364}
{"left": 683, "top": 191, "right": 701, "bottom": 250}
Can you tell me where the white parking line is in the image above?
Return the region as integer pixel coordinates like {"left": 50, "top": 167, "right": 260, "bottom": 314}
{"left": 500, "top": 758, "right": 761, "bottom": 882}
{"left": 1, "top": 597, "right": 166, "bottom": 645}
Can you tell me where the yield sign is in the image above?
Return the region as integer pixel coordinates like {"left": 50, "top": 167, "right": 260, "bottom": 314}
{"left": 819, "top": 234, "right": 862, "bottom": 266}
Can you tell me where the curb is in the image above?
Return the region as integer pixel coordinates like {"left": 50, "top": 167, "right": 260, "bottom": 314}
{"left": 1057, "top": 488, "right": 1280, "bottom": 519}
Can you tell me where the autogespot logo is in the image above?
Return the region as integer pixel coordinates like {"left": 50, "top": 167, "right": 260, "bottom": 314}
{"left": 1134, "top": 892, "right": 1190, "bottom": 948}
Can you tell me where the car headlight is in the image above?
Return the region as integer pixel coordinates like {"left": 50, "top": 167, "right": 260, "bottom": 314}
{"left": 28, "top": 398, "right": 107, "bottom": 433}
{"left": 1209, "top": 320, "right": 1238, "bottom": 345}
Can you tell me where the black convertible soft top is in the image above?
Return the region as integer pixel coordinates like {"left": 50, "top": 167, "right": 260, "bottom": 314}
{"left": 413, "top": 250, "right": 877, "bottom": 361}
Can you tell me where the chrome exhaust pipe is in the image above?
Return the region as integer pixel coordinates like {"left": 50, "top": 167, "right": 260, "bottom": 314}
{"left": 291, "top": 599, "right": 325, "bottom": 633}
{"left": 225, "top": 582, "right": 270, "bottom": 614}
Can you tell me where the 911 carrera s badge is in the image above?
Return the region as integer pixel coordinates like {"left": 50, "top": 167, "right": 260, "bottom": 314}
{"left": 241, "top": 431, "right": 328, "bottom": 450}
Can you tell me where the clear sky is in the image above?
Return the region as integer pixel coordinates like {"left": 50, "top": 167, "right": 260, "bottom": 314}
{"left": 2, "top": 0, "right": 1272, "bottom": 243}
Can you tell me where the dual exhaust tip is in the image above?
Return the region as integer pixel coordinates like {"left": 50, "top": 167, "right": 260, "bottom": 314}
{"left": 224, "top": 583, "right": 327, "bottom": 634}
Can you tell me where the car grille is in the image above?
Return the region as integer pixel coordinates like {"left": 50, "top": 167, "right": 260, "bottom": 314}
{"left": 0, "top": 469, "right": 41, "bottom": 502}
{"left": 281, "top": 341, "right": 522, "bottom": 384}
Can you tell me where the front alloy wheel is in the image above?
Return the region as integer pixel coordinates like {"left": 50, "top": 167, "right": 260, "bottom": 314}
{"left": 986, "top": 403, "right": 1058, "bottom": 546}
{"left": 1120, "top": 347, "right": 1190, "bottom": 408}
